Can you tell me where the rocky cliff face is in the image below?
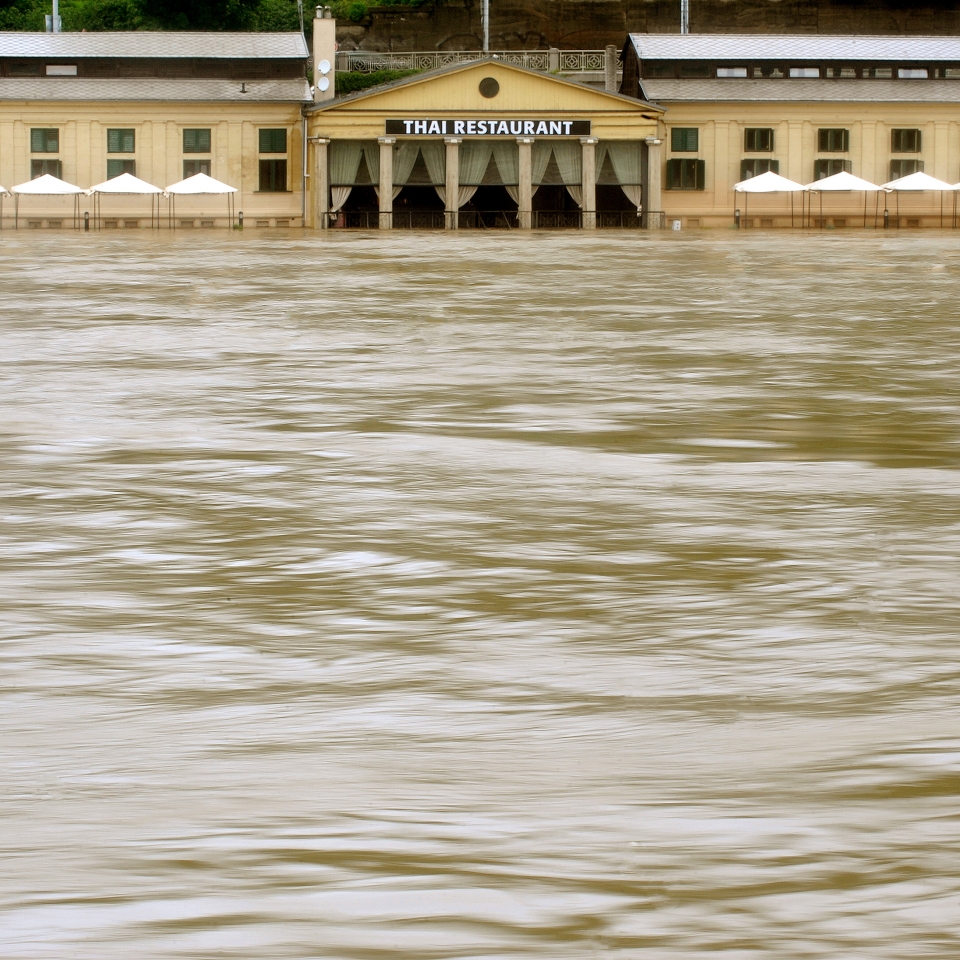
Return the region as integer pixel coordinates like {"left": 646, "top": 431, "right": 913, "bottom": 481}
{"left": 337, "top": 0, "right": 960, "bottom": 51}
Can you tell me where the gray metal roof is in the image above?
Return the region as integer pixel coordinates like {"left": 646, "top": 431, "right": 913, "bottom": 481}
{"left": 0, "top": 31, "right": 308, "bottom": 59}
{"left": 629, "top": 34, "right": 960, "bottom": 62}
{"left": 0, "top": 77, "right": 311, "bottom": 101}
{"left": 640, "top": 78, "right": 960, "bottom": 102}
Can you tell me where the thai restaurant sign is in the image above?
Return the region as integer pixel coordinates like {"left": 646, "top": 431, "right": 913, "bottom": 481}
{"left": 385, "top": 119, "right": 592, "bottom": 136}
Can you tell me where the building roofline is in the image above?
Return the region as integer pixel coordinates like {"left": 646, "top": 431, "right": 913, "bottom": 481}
{"left": 627, "top": 32, "right": 960, "bottom": 62}
{"left": 0, "top": 31, "right": 309, "bottom": 59}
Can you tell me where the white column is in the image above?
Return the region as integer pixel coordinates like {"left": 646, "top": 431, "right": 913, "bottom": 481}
{"left": 580, "top": 136, "right": 597, "bottom": 229}
{"left": 312, "top": 137, "right": 329, "bottom": 229}
{"left": 378, "top": 136, "right": 395, "bottom": 229}
{"left": 644, "top": 135, "right": 662, "bottom": 229}
{"left": 445, "top": 137, "right": 460, "bottom": 229}
{"left": 517, "top": 137, "right": 534, "bottom": 229}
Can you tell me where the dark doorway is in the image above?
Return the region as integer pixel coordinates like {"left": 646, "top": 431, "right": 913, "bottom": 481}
{"left": 532, "top": 184, "right": 581, "bottom": 228}
{"left": 596, "top": 184, "right": 642, "bottom": 228}
{"left": 393, "top": 185, "right": 444, "bottom": 229}
{"left": 460, "top": 185, "right": 518, "bottom": 229}
{"left": 338, "top": 185, "right": 378, "bottom": 228}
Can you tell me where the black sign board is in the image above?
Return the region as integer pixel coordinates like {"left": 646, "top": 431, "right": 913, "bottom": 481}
{"left": 385, "top": 119, "right": 592, "bottom": 137}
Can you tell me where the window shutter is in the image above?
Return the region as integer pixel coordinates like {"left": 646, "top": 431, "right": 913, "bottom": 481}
{"left": 666, "top": 158, "right": 680, "bottom": 190}
{"left": 695, "top": 159, "right": 706, "bottom": 190}
{"left": 769, "top": 159, "right": 779, "bottom": 174}
{"left": 107, "top": 129, "right": 119, "bottom": 153}
{"left": 31, "top": 129, "right": 44, "bottom": 152}
{"left": 841, "top": 129, "right": 849, "bottom": 152}
{"left": 740, "top": 159, "right": 751, "bottom": 180}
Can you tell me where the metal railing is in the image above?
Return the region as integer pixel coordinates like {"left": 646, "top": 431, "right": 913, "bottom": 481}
{"left": 532, "top": 210, "right": 582, "bottom": 229}
{"left": 597, "top": 211, "right": 643, "bottom": 229}
{"left": 336, "top": 49, "right": 611, "bottom": 76}
{"left": 334, "top": 210, "right": 651, "bottom": 230}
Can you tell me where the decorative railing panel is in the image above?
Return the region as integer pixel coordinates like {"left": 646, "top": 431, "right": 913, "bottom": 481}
{"left": 336, "top": 50, "right": 610, "bottom": 75}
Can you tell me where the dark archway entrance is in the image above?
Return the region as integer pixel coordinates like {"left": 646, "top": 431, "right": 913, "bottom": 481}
{"left": 459, "top": 185, "right": 518, "bottom": 229}
{"left": 532, "top": 184, "right": 581, "bottom": 228}
{"left": 392, "top": 185, "right": 445, "bottom": 229}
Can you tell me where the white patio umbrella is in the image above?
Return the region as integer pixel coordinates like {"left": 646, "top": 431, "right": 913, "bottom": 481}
{"left": 11, "top": 173, "right": 86, "bottom": 229}
{"left": 881, "top": 170, "right": 959, "bottom": 228}
{"left": 87, "top": 172, "right": 165, "bottom": 230}
{"left": 805, "top": 170, "right": 886, "bottom": 229}
{"left": 733, "top": 170, "right": 808, "bottom": 228}
{"left": 164, "top": 173, "right": 238, "bottom": 229}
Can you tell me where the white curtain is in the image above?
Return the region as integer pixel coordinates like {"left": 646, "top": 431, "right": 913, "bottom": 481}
{"left": 621, "top": 184, "right": 642, "bottom": 210}
{"left": 504, "top": 185, "right": 519, "bottom": 204}
{"left": 566, "top": 185, "right": 583, "bottom": 206}
{"left": 460, "top": 141, "right": 494, "bottom": 184}
{"left": 531, "top": 142, "right": 553, "bottom": 189}
{"left": 552, "top": 141, "right": 582, "bottom": 186}
{"left": 391, "top": 142, "right": 421, "bottom": 199}
{"left": 603, "top": 141, "right": 642, "bottom": 187}
{"left": 362, "top": 142, "right": 379, "bottom": 183}
{"left": 330, "top": 186, "right": 352, "bottom": 212}
{"left": 597, "top": 142, "right": 643, "bottom": 211}
{"left": 330, "top": 141, "right": 363, "bottom": 185}
{"left": 419, "top": 141, "right": 446, "bottom": 203}
{"left": 492, "top": 142, "right": 519, "bottom": 185}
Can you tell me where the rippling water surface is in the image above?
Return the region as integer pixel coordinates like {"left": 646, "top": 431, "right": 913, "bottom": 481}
{"left": 2, "top": 230, "right": 960, "bottom": 958}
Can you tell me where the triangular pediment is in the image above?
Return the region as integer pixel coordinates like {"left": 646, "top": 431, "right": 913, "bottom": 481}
{"left": 311, "top": 58, "right": 662, "bottom": 116}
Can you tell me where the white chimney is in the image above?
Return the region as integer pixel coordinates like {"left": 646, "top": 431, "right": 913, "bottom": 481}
{"left": 313, "top": 6, "right": 336, "bottom": 102}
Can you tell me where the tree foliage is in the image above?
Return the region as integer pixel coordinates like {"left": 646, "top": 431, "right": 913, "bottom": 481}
{"left": 0, "top": 0, "right": 303, "bottom": 31}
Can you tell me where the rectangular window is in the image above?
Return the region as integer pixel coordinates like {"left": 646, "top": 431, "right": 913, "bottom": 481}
{"left": 937, "top": 67, "right": 960, "bottom": 78}
{"left": 9, "top": 62, "right": 39, "bottom": 76}
{"left": 45, "top": 64, "right": 77, "bottom": 76}
{"left": 716, "top": 67, "right": 747, "bottom": 78}
{"left": 740, "top": 158, "right": 779, "bottom": 179}
{"left": 678, "top": 63, "right": 711, "bottom": 78}
{"left": 107, "top": 158, "right": 136, "bottom": 179}
{"left": 107, "top": 128, "right": 135, "bottom": 153}
{"left": 30, "top": 128, "right": 59, "bottom": 153}
{"left": 753, "top": 65, "right": 784, "bottom": 78}
{"left": 891, "top": 129, "right": 921, "bottom": 153}
{"left": 813, "top": 158, "right": 852, "bottom": 180}
{"left": 866, "top": 66, "right": 893, "bottom": 78}
{"left": 890, "top": 159, "right": 924, "bottom": 178}
{"left": 789, "top": 67, "right": 820, "bottom": 78}
{"left": 183, "top": 159, "right": 211, "bottom": 178}
{"left": 898, "top": 68, "right": 928, "bottom": 79}
{"left": 665, "top": 158, "right": 705, "bottom": 190}
{"left": 643, "top": 62, "right": 676, "bottom": 78}
{"left": 259, "top": 158, "right": 287, "bottom": 192}
{"left": 183, "top": 128, "right": 211, "bottom": 153}
{"left": 31, "top": 158, "right": 62, "bottom": 178}
{"left": 744, "top": 128, "right": 774, "bottom": 152}
{"left": 671, "top": 127, "right": 699, "bottom": 152}
{"left": 818, "top": 128, "right": 849, "bottom": 152}
{"left": 826, "top": 66, "right": 857, "bottom": 78}
{"left": 258, "top": 128, "right": 287, "bottom": 154}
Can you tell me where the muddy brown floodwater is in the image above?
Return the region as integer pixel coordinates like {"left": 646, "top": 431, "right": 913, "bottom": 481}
{"left": 2, "top": 230, "right": 960, "bottom": 959}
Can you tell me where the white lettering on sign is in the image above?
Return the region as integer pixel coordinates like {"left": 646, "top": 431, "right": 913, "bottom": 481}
{"left": 385, "top": 118, "right": 592, "bottom": 136}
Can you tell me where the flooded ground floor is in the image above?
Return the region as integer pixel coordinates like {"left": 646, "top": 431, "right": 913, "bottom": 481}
{"left": 3, "top": 231, "right": 960, "bottom": 958}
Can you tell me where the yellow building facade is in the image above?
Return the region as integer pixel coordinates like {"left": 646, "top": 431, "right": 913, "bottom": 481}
{"left": 304, "top": 59, "right": 664, "bottom": 229}
{"left": 0, "top": 31, "right": 310, "bottom": 227}
{"left": 624, "top": 34, "right": 960, "bottom": 228}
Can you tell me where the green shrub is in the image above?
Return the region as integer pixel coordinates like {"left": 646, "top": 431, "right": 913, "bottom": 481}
{"left": 335, "top": 68, "right": 418, "bottom": 95}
